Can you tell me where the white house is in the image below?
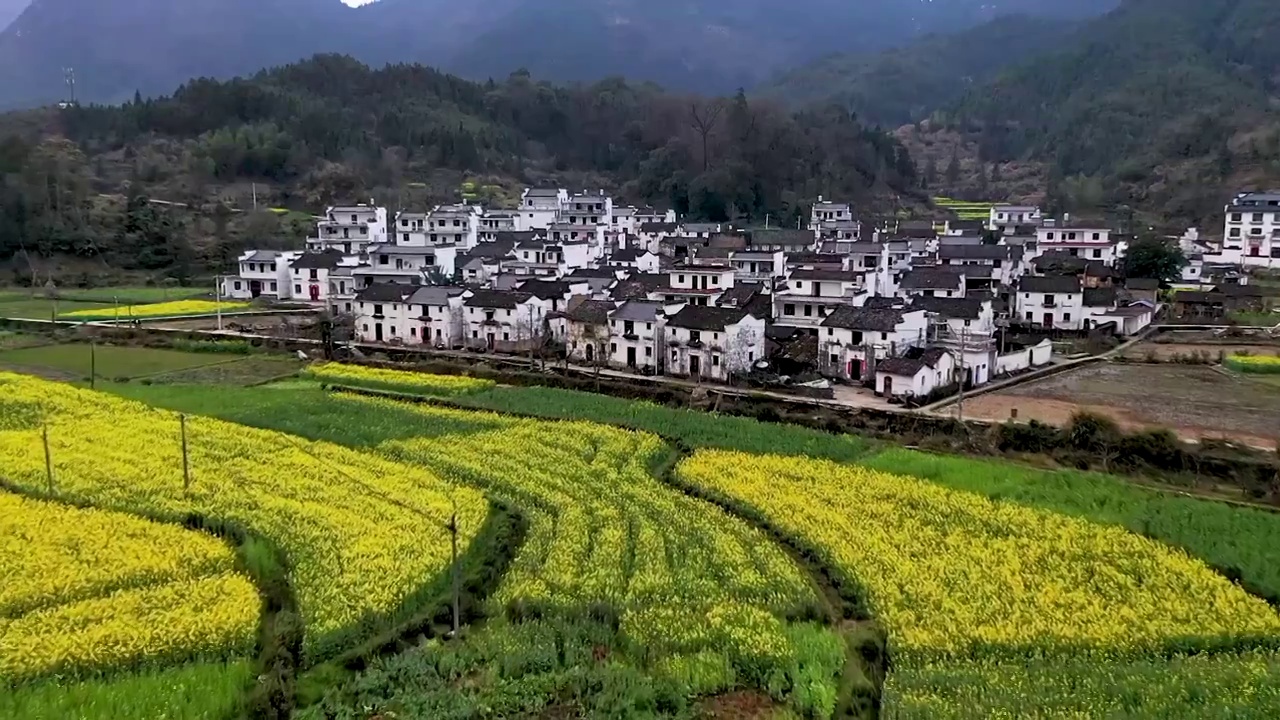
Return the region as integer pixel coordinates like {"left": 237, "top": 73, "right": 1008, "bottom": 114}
{"left": 1036, "top": 221, "right": 1122, "bottom": 266}
{"left": 516, "top": 278, "right": 590, "bottom": 315}
{"left": 410, "top": 286, "right": 467, "bottom": 348}
{"left": 354, "top": 244, "right": 457, "bottom": 287}
{"left": 1017, "top": 276, "right": 1085, "bottom": 330}
{"left": 608, "top": 300, "right": 666, "bottom": 372}
{"left": 426, "top": 205, "right": 481, "bottom": 249}
{"left": 1219, "top": 191, "right": 1280, "bottom": 269}
{"left": 637, "top": 222, "right": 679, "bottom": 252}
{"left": 661, "top": 264, "right": 735, "bottom": 306}
{"left": 479, "top": 211, "right": 519, "bottom": 243}
{"left": 665, "top": 305, "right": 765, "bottom": 382}
{"left": 820, "top": 304, "right": 928, "bottom": 381}
{"left": 876, "top": 348, "right": 957, "bottom": 400}
{"left": 749, "top": 229, "right": 818, "bottom": 254}
{"left": 898, "top": 267, "right": 967, "bottom": 299}
{"left": 519, "top": 188, "right": 568, "bottom": 230}
{"left": 221, "top": 249, "right": 298, "bottom": 300}
{"left": 561, "top": 192, "right": 614, "bottom": 245}
{"left": 354, "top": 283, "right": 419, "bottom": 345}
{"left": 988, "top": 204, "right": 1042, "bottom": 231}
{"left": 608, "top": 248, "right": 662, "bottom": 273}
{"left": 911, "top": 296, "right": 998, "bottom": 386}
{"left": 309, "top": 204, "right": 387, "bottom": 255}
{"left": 288, "top": 250, "right": 360, "bottom": 308}
{"left": 937, "top": 245, "right": 1025, "bottom": 289}
{"left": 1082, "top": 287, "right": 1156, "bottom": 336}
{"left": 730, "top": 250, "right": 785, "bottom": 282}
{"left": 462, "top": 290, "right": 548, "bottom": 353}
{"left": 774, "top": 269, "right": 867, "bottom": 334}
{"left": 393, "top": 211, "right": 429, "bottom": 246}
{"left": 810, "top": 197, "right": 853, "bottom": 232}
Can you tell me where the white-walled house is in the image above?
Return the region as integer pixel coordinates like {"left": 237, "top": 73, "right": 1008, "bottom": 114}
{"left": 608, "top": 300, "right": 666, "bottom": 372}
{"left": 809, "top": 198, "right": 853, "bottom": 232}
{"left": 462, "top": 290, "right": 549, "bottom": 353}
{"left": 876, "top": 348, "right": 957, "bottom": 400}
{"left": 560, "top": 299, "right": 618, "bottom": 364}
{"left": 730, "top": 250, "right": 785, "bottom": 281}
{"left": 665, "top": 306, "right": 765, "bottom": 382}
{"left": 410, "top": 286, "right": 467, "bottom": 348}
{"left": 911, "top": 296, "right": 998, "bottom": 386}
{"left": 819, "top": 305, "right": 928, "bottom": 381}
{"left": 221, "top": 250, "right": 299, "bottom": 300}
{"left": 426, "top": 205, "right": 481, "bottom": 249}
{"left": 289, "top": 250, "right": 360, "bottom": 308}
{"left": 393, "top": 211, "right": 429, "bottom": 246}
{"left": 1036, "top": 222, "right": 1122, "bottom": 266}
{"left": 608, "top": 248, "right": 662, "bottom": 273}
{"left": 1219, "top": 191, "right": 1280, "bottom": 269}
{"left": 479, "top": 211, "right": 518, "bottom": 243}
{"left": 517, "top": 278, "right": 591, "bottom": 315}
{"left": 661, "top": 264, "right": 735, "bottom": 306}
{"left": 519, "top": 188, "right": 568, "bottom": 230}
{"left": 354, "top": 283, "right": 419, "bottom": 344}
{"left": 310, "top": 204, "right": 387, "bottom": 255}
{"left": 937, "top": 245, "right": 1024, "bottom": 288}
{"left": 354, "top": 244, "right": 458, "bottom": 288}
{"left": 898, "top": 268, "right": 967, "bottom": 299}
{"left": 988, "top": 205, "right": 1042, "bottom": 231}
{"left": 774, "top": 269, "right": 868, "bottom": 334}
{"left": 1017, "top": 276, "right": 1085, "bottom": 330}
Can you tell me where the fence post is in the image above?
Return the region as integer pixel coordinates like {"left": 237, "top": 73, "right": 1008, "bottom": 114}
{"left": 42, "top": 425, "right": 54, "bottom": 494}
{"left": 449, "top": 511, "right": 460, "bottom": 637}
{"left": 180, "top": 414, "right": 191, "bottom": 493}
{"left": 90, "top": 342, "right": 96, "bottom": 389}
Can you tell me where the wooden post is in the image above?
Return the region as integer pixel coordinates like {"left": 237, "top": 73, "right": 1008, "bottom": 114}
{"left": 42, "top": 425, "right": 54, "bottom": 493}
{"left": 180, "top": 414, "right": 191, "bottom": 492}
{"left": 90, "top": 342, "right": 96, "bottom": 389}
{"left": 449, "top": 511, "right": 460, "bottom": 636}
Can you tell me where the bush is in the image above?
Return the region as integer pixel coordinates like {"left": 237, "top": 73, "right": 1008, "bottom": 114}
{"left": 1063, "top": 412, "right": 1122, "bottom": 453}
{"left": 994, "top": 420, "right": 1061, "bottom": 454}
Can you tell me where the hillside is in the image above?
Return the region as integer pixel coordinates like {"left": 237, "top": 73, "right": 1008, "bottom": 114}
{"left": 0, "top": 54, "right": 920, "bottom": 283}
{"left": 0, "top": 0, "right": 1119, "bottom": 109}
{"left": 758, "top": 15, "right": 1078, "bottom": 127}
{"left": 0, "top": 0, "right": 26, "bottom": 30}
{"left": 940, "top": 0, "right": 1280, "bottom": 223}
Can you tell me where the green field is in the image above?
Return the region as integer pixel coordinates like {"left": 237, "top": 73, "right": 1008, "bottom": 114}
{"left": 0, "top": 297, "right": 111, "bottom": 320}
{"left": 0, "top": 344, "right": 240, "bottom": 380}
{"left": 0, "top": 287, "right": 211, "bottom": 321}
{"left": 932, "top": 196, "right": 995, "bottom": 221}
{"left": 1, "top": 661, "right": 252, "bottom": 720}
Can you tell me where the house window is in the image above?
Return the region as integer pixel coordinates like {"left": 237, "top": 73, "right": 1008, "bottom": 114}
{"left": 1092, "top": 233, "right": 1101, "bottom": 240}
{"left": 611, "top": 343, "right": 617, "bottom": 354}
{"left": 1026, "top": 312, "right": 1033, "bottom": 320}
{"left": 711, "top": 276, "right": 719, "bottom": 285}
{"left": 645, "top": 323, "right": 652, "bottom": 331}
{"left": 713, "top": 355, "right": 720, "bottom": 367}
{"left": 295, "top": 285, "right": 302, "bottom": 294}
{"left": 795, "top": 281, "right": 804, "bottom": 289}
{"left": 472, "top": 331, "right": 479, "bottom": 339}
{"left": 690, "top": 330, "right": 701, "bottom": 343}
{"left": 1230, "top": 228, "right": 1242, "bottom": 238}
{"left": 784, "top": 304, "right": 795, "bottom": 316}
{"left": 827, "top": 328, "right": 833, "bottom": 336}
{"left": 269, "top": 282, "right": 276, "bottom": 291}
{"left": 830, "top": 354, "right": 839, "bottom": 365}
{"left": 234, "top": 281, "right": 242, "bottom": 291}
{"left": 503, "top": 332, "right": 510, "bottom": 341}
{"left": 361, "top": 324, "right": 368, "bottom": 332}
{"left": 645, "top": 347, "right": 652, "bottom": 357}
{"left": 1064, "top": 314, "right": 1072, "bottom": 322}
{"left": 390, "top": 326, "right": 398, "bottom": 336}
{"left": 803, "top": 306, "right": 812, "bottom": 317}
{"left": 1046, "top": 232, "right": 1055, "bottom": 240}
{"left": 1092, "top": 249, "right": 1102, "bottom": 258}
{"left": 678, "top": 275, "right": 685, "bottom": 283}
{"left": 345, "top": 303, "right": 352, "bottom": 312}
{"left": 748, "top": 351, "right": 754, "bottom": 362}
{"left": 881, "top": 333, "right": 888, "bottom": 341}
{"left": 309, "top": 269, "right": 319, "bottom": 280}
{"left": 672, "top": 349, "right": 678, "bottom": 361}
{"left": 374, "top": 304, "right": 383, "bottom": 316}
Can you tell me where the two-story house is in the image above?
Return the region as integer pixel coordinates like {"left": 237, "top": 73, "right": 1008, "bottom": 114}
{"left": 426, "top": 205, "right": 481, "bottom": 249}
{"left": 1036, "top": 220, "right": 1121, "bottom": 266}
{"left": 559, "top": 299, "right": 617, "bottom": 364}
{"left": 607, "top": 248, "right": 662, "bottom": 273}
{"left": 660, "top": 264, "right": 735, "bottom": 306}
{"left": 516, "top": 278, "right": 590, "bottom": 315}
{"left": 221, "top": 250, "right": 298, "bottom": 300}
{"left": 462, "top": 290, "right": 548, "bottom": 352}
{"left": 809, "top": 197, "right": 852, "bottom": 231}
{"left": 393, "top": 211, "right": 429, "bottom": 246}
{"left": 898, "top": 268, "right": 967, "bottom": 299}
{"left": 665, "top": 306, "right": 765, "bottom": 382}
{"left": 820, "top": 305, "right": 928, "bottom": 381}
{"left": 773, "top": 269, "right": 866, "bottom": 335}
{"left": 1017, "top": 276, "right": 1084, "bottom": 329}
{"left": 354, "top": 283, "right": 420, "bottom": 344}
{"left": 911, "top": 296, "right": 997, "bottom": 386}
{"left": 355, "top": 244, "right": 457, "bottom": 288}
{"left": 479, "top": 210, "right": 518, "bottom": 243}
{"left": 730, "top": 250, "right": 785, "bottom": 281}
{"left": 748, "top": 229, "right": 817, "bottom": 254}
{"left": 288, "top": 250, "right": 358, "bottom": 307}
{"left": 608, "top": 300, "right": 666, "bottom": 371}
{"left": 937, "top": 245, "right": 1024, "bottom": 292}
{"left": 410, "top": 286, "right": 467, "bottom": 348}
{"left": 561, "top": 192, "right": 614, "bottom": 245}
{"left": 988, "top": 204, "right": 1043, "bottom": 231}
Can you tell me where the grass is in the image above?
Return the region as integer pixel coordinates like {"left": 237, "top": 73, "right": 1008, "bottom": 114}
{"left": 1228, "top": 311, "right": 1280, "bottom": 327}
{"left": 55, "top": 287, "right": 210, "bottom": 304}
{"left": 0, "top": 660, "right": 253, "bottom": 720}
{"left": 0, "top": 344, "right": 230, "bottom": 381}
{"left": 140, "top": 357, "right": 304, "bottom": 386}
{"left": 0, "top": 297, "right": 110, "bottom": 320}
{"left": 859, "top": 448, "right": 1280, "bottom": 602}
{"left": 452, "top": 385, "right": 875, "bottom": 462}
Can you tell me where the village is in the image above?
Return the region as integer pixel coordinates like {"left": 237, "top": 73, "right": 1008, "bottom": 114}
{"left": 213, "top": 189, "right": 1279, "bottom": 407}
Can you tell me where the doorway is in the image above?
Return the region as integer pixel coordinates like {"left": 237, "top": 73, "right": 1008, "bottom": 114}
{"left": 249, "top": 280, "right": 262, "bottom": 298}
{"left": 1042, "top": 312, "right": 1053, "bottom": 328}
{"left": 627, "top": 347, "right": 637, "bottom": 368}
{"left": 689, "top": 355, "right": 701, "bottom": 377}
{"left": 375, "top": 323, "right": 383, "bottom": 342}
{"left": 882, "top": 375, "right": 893, "bottom": 396}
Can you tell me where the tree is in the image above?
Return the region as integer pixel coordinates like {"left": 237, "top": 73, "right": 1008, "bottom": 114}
{"left": 1123, "top": 235, "right": 1186, "bottom": 282}
{"left": 944, "top": 149, "right": 961, "bottom": 187}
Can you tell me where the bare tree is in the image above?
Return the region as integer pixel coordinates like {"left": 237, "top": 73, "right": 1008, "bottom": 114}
{"left": 689, "top": 99, "right": 726, "bottom": 172}
{"left": 724, "top": 326, "right": 761, "bottom": 381}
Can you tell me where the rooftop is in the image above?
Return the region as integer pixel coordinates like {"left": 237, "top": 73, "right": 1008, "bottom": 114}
{"left": 822, "top": 305, "right": 907, "bottom": 332}
{"left": 356, "top": 283, "right": 418, "bottom": 302}
{"left": 464, "top": 290, "right": 535, "bottom": 309}
{"left": 910, "top": 296, "right": 985, "bottom": 320}
{"left": 409, "top": 286, "right": 466, "bottom": 306}
{"left": 877, "top": 347, "right": 951, "bottom": 377}
{"left": 1020, "top": 276, "right": 1082, "bottom": 294}
{"left": 610, "top": 300, "right": 664, "bottom": 323}
{"left": 668, "top": 305, "right": 752, "bottom": 331}
{"left": 901, "top": 268, "right": 966, "bottom": 290}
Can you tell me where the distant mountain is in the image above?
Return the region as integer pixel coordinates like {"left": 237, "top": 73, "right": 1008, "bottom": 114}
{"left": 941, "top": 0, "right": 1280, "bottom": 221}
{"left": 0, "top": 0, "right": 1120, "bottom": 109}
{"left": 0, "top": 0, "right": 28, "bottom": 31}
{"left": 757, "top": 15, "right": 1077, "bottom": 126}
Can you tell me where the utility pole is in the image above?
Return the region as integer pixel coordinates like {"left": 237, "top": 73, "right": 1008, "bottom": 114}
{"left": 180, "top": 414, "right": 191, "bottom": 493}
{"left": 448, "top": 510, "right": 460, "bottom": 637}
{"left": 90, "top": 343, "right": 96, "bottom": 389}
{"left": 42, "top": 425, "right": 54, "bottom": 494}
{"left": 215, "top": 278, "right": 223, "bottom": 331}
{"left": 956, "top": 327, "right": 967, "bottom": 422}
{"left": 527, "top": 305, "right": 535, "bottom": 370}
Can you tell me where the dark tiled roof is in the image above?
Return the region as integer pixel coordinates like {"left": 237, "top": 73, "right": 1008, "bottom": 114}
{"left": 1019, "top": 276, "right": 1082, "bottom": 293}
{"left": 939, "top": 245, "right": 1018, "bottom": 261}
{"left": 564, "top": 299, "right": 616, "bottom": 325}
{"left": 566, "top": 267, "right": 618, "bottom": 279}
{"left": 610, "top": 273, "right": 670, "bottom": 300}
{"left": 822, "top": 305, "right": 905, "bottom": 332}
{"left": 708, "top": 233, "right": 749, "bottom": 250}
{"left": 610, "top": 301, "right": 663, "bottom": 322}
{"left": 408, "top": 286, "right": 465, "bottom": 305}
{"left": 790, "top": 269, "right": 861, "bottom": 282}
{"left": 1126, "top": 278, "right": 1161, "bottom": 291}
{"left": 611, "top": 248, "right": 644, "bottom": 262}
{"left": 1084, "top": 287, "right": 1119, "bottom": 307}
{"left": 245, "top": 250, "right": 281, "bottom": 262}
{"left": 1174, "top": 291, "right": 1225, "bottom": 304}
{"left": 717, "top": 282, "right": 764, "bottom": 308}
{"left": 911, "top": 297, "right": 984, "bottom": 319}
{"left": 463, "top": 290, "right": 535, "bottom": 309}
{"left": 516, "top": 279, "right": 574, "bottom": 299}
{"left": 356, "top": 283, "right": 418, "bottom": 302}
{"left": 290, "top": 250, "right": 346, "bottom": 270}
{"left": 864, "top": 296, "right": 906, "bottom": 310}
{"left": 748, "top": 229, "right": 814, "bottom": 247}
{"left": 668, "top": 305, "right": 751, "bottom": 331}
{"left": 640, "top": 222, "right": 678, "bottom": 233}
{"left": 901, "top": 268, "right": 966, "bottom": 290}
{"left": 877, "top": 347, "right": 951, "bottom": 376}
{"left": 1216, "top": 283, "right": 1267, "bottom": 297}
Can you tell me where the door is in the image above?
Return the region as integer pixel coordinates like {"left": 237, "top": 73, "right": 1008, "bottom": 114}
{"left": 627, "top": 347, "right": 637, "bottom": 368}
{"left": 585, "top": 344, "right": 594, "bottom": 363}
{"left": 375, "top": 324, "right": 383, "bottom": 342}
{"left": 689, "top": 355, "right": 701, "bottom": 377}
{"left": 249, "top": 280, "right": 262, "bottom": 298}
{"left": 486, "top": 333, "right": 495, "bottom": 351}
{"left": 1043, "top": 312, "right": 1053, "bottom": 328}
{"left": 882, "top": 375, "right": 893, "bottom": 397}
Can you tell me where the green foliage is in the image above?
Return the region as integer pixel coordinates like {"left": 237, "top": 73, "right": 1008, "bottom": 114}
{"left": 1124, "top": 236, "right": 1187, "bottom": 283}
{"left": 0, "top": 661, "right": 253, "bottom": 720}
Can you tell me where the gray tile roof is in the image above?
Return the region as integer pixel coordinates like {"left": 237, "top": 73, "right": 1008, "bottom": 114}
{"left": 564, "top": 299, "right": 616, "bottom": 325}
{"left": 356, "top": 283, "right": 418, "bottom": 302}
{"left": 877, "top": 347, "right": 950, "bottom": 376}
{"left": 1019, "top": 276, "right": 1082, "bottom": 293}
{"left": 822, "top": 305, "right": 905, "bottom": 332}
{"left": 408, "top": 286, "right": 466, "bottom": 306}
{"left": 464, "top": 290, "right": 534, "bottom": 309}
{"left": 668, "top": 305, "right": 751, "bottom": 331}
{"left": 610, "top": 300, "right": 663, "bottom": 322}
{"left": 911, "top": 297, "right": 984, "bottom": 319}
{"left": 290, "top": 250, "right": 347, "bottom": 270}
{"left": 901, "top": 268, "right": 966, "bottom": 290}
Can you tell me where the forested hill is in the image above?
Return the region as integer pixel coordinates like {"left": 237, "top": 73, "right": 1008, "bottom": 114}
{"left": 757, "top": 15, "right": 1077, "bottom": 127}
{"left": 0, "top": 55, "right": 919, "bottom": 281}
{"left": 938, "top": 0, "right": 1280, "bottom": 223}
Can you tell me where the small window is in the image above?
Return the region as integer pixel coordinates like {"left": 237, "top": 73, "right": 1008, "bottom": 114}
{"left": 361, "top": 324, "right": 368, "bottom": 331}
{"left": 1064, "top": 314, "right": 1072, "bottom": 322}
{"left": 678, "top": 274, "right": 685, "bottom": 283}
{"left": 784, "top": 304, "right": 795, "bottom": 316}
{"left": 472, "top": 331, "right": 478, "bottom": 339}
{"left": 1092, "top": 249, "right": 1102, "bottom": 259}
{"left": 234, "top": 281, "right": 242, "bottom": 291}
{"left": 827, "top": 328, "right": 833, "bottom": 336}
{"left": 295, "top": 285, "right": 302, "bottom": 294}
{"left": 881, "top": 333, "right": 888, "bottom": 341}
{"left": 713, "top": 355, "right": 720, "bottom": 367}
{"left": 645, "top": 347, "right": 653, "bottom": 357}
{"left": 1046, "top": 232, "right": 1055, "bottom": 240}
{"left": 269, "top": 282, "right": 276, "bottom": 291}
{"left": 503, "top": 332, "right": 510, "bottom": 341}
